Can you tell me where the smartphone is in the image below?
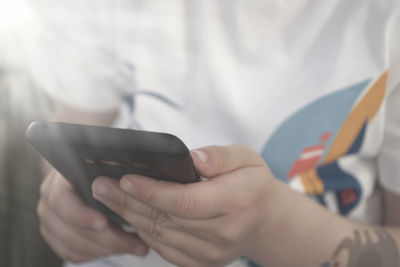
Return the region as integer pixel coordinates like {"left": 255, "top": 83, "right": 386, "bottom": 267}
{"left": 26, "top": 121, "right": 199, "bottom": 225}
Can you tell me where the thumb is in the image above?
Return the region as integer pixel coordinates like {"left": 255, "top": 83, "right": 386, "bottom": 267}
{"left": 190, "top": 144, "right": 265, "bottom": 178}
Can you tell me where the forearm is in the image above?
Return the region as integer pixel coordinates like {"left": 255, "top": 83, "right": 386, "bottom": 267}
{"left": 247, "top": 180, "right": 400, "bottom": 267}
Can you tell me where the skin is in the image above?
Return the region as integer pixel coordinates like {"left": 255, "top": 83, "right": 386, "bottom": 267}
{"left": 91, "top": 145, "right": 400, "bottom": 267}
{"left": 37, "top": 104, "right": 149, "bottom": 263}
{"left": 321, "top": 230, "right": 400, "bottom": 267}
{"left": 93, "top": 145, "right": 272, "bottom": 266}
{"left": 383, "top": 190, "right": 400, "bottom": 226}
{"left": 37, "top": 169, "right": 148, "bottom": 263}
{"left": 38, "top": 108, "right": 400, "bottom": 266}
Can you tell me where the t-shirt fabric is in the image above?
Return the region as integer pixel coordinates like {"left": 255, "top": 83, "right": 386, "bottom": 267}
{"left": 29, "top": 0, "right": 400, "bottom": 266}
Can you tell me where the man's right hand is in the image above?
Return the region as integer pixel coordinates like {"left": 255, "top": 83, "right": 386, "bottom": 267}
{"left": 37, "top": 169, "right": 149, "bottom": 264}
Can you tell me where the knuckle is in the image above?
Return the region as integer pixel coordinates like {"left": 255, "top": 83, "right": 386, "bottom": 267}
{"left": 241, "top": 145, "right": 264, "bottom": 165}
{"left": 146, "top": 221, "right": 163, "bottom": 238}
{"left": 36, "top": 200, "right": 46, "bottom": 219}
{"left": 233, "top": 144, "right": 264, "bottom": 166}
{"left": 231, "top": 194, "right": 254, "bottom": 212}
{"left": 206, "top": 145, "right": 226, "bottom": 172}
{"left": 39, "top": 180, "right": 48, "bottom": 196}
{"left": 141, "top": 188, "right": 156, "bottom": 205}
{"left": 39, "top": 187, "right": 51, "bottom": 205}
{"left": 118, "top": 193, "right": 129, "bottom": 218}
{"left": 174, "top": 189, "right": 196, "bottom": 218}
{"left": 47, "top": 190, "right": 59, "bottom": 210}
{"left": 150, "top": 207, "right": 171, "bottom": 224}
{"left": 216, "top": 146, "right": 230, "bottom": 171}
{"left": 149, "top": 207, "right": 160, "bottom": 220}
{"left": 40, "top": 171, "right": 57, "bottom": 197}
{"left": 235, "top": 143, "right": 253, "bottom": 153}
{"left": 217, "top": 224, "right": 242, "bottom": 245}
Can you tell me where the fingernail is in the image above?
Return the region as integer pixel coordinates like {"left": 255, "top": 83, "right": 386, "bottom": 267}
{"left": 121, "top": 178, "right": 135, "bottom": 193}
{"left": 93, "top": 220, "right": 107, "bottom": 232}
{"left": 191, "top": 149, "right": 208, "bottom": 163}
{"left": 93, "top": 184, "right": 108, "bottom": 198}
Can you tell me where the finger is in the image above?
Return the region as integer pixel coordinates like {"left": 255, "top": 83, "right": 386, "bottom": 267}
{"left": 39, "top": 169, "right": 56, "bottom": 197}
{"left": 117, "top": 209, "right": 230, "bottom": 265}
{"left": 105, "top": 189, "right": 250, "bottom": 249}
{"left": 112, "top": 145, "right": 263, "bottom": 219}
{"left": 107, "top": 199, "right": 222, "bottom": 244}
{"left": 39, "top": 200, "right": 112, "bottom": 262}
{"left": 92, "top": 176, "right": 128, "bottom": 218}
{"left": 39, "top": 197, "right": 148, "bottom": 257}
{"left": 93, "top": 176, "right": 210, "bottom": 232}
{"left": 119, "top": 174, "right": 230, "bottom": 219}
{"left": 45, "top": 173, "right": 109, "bottom": 232}
{"left": 40, "top": 225, "right": 93, "bottom": 264}
{"left": 99, "top": 224, "right": 149, "bottom": 256}
{"left": 190, "top": 144, "right": 265, "bottom": 178}
{"left": 138, "top": 230, "right": 205, "bottom": 267}
{"left": 40, "top": 169, "right": 62, "bottom": 207}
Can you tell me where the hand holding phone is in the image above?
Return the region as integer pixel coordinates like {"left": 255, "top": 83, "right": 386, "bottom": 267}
{"left": 27, "top": 121, "right": 199, "bottom": 225}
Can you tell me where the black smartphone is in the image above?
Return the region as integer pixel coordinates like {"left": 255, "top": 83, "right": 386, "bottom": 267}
{"left": 26, "top": 121, "right": 199, "bottom": 225}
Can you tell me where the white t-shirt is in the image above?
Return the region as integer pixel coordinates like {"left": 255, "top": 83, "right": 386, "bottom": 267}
{"left": 29, "top": 0, "right": 400, "bottom": 266}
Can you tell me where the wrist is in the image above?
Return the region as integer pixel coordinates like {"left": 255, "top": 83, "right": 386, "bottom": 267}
{"left": 244, "top": 179, "right": 358, "bottom": 266}
{"left": 243, "top": 178, "right": 286, "bottom": 259}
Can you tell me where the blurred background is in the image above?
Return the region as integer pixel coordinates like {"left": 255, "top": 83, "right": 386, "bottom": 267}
{"left": 0, "top": 0, "right": 62, "bottom": 266}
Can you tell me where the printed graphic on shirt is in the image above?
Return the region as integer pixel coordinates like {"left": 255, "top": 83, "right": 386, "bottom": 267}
{"left": 261, "top": 72, "right": 388, "bottom": 215}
